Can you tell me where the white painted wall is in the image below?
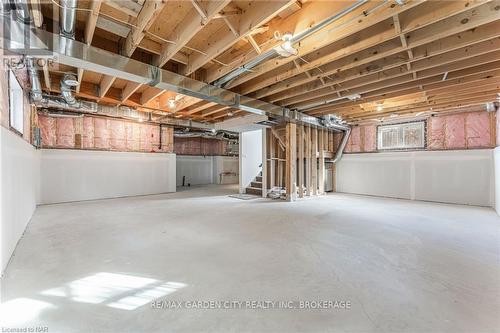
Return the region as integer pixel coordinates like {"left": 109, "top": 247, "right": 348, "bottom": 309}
{"left": 494, "top": 147, "right": 500, "bottom": 214}
{"left": 213, "top": 156, "right": 238, "bottom": 185}
{"left": 176, "top": 155, "right": 238, "bottom": 186}
{"left": 176, "top": 155, "right": 213, "bottom": 186}
{"left": 337, "top": 150, "right": 494, "bottom": 207}
{"left": 40, "top": 149, "right": 176, "bottom": 204}
{"left": 239, "top": 129, "right": 262, "bottom": 193}
{"left": 1, "top": 127, "right": 40, "bottom": 274}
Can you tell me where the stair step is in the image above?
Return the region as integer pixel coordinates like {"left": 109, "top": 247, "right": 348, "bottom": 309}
{"left": 251, "top": 181, "right": 262, "bottom": 188}
{"left": 246, "top": 187, "right": 262, "bottom": 196}
{"left": 255, "top": 176, "right": 262, "bottom": 182}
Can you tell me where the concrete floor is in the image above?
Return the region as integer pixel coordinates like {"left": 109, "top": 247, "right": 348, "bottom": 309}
{"left": 1, "top": 184, "right": 500, "bottom": 333}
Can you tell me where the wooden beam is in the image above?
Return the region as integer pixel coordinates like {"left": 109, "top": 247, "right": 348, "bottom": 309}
{"left": 222, "top": 15, "right": 240, "bottom": 37}
{"left": 191, "top": 0, "right": 208, "bottom": 21}
{"left": 184, "top": 0, "right": 295, "bottom": 75}
{"left": 243, "top": 1, "right": 496, "bottom": 98}
{"left": 98, "top": 75, "right": 116, "bottom": 99}
{"left": 227, "top": 0, "right": 424, "bottom": 90}
{"left": 124, "top": 0, "right": 166, "bottom": 57}
{"left": 205, "top": 0, "right": 383, "bottom": 83}
{"left": 84, "top": 0, "right": 102, "bottom": 45}
{"left": 293, "top": 50, "right": 500, "bottom": 111}
{"left": 285, "top": 122, "right": 297, "bottom": 202}
{"left": 78, "top": 0, "right": 102, "bottom": 94}
{"left": 121, "top": 81, "right": 142, "bottom": 103}
{"left": 140, "top": 86, "right": 164, "bottom": 105}
{"left": 42, "top": 62, "right": 51, "bottom": 92}
{"left": 155, "top": 1, "right": 231, "bottom": 67}
{"left": 30, "top": 0, "right": 43, "bottom": 27}
{"left": 271, "top": 128, "right": 286, "bottom": 151}
{"left": 314, "top": 71, "right": 500, "bottom": 116}
{"left": 247, "top": 35, "right": 261, "bottom": 54}
{"left": 273, "top": 26, "right": 500, "bottom": 105}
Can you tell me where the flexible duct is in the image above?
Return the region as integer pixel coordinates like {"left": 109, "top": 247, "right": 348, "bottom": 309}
{"left": 26, "top": 57, "right": 43, "bottom": 102}
{"left": 331, "top": 127, "right": 351, "bottom": 164}
{"left": 213, "top": 0, "right": 369, "bottom": 88}
{"left": 60, "top": 80, "right": 78, "bottom": 106}
{"left": 60, "top": 0, "right": 77, "bottom": 38}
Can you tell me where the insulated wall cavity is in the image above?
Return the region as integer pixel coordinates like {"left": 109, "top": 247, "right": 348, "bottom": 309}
{"left": 38, "top": 114, "right": 174, "bottom": 153}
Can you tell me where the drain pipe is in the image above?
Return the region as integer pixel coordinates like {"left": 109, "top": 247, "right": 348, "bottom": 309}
{"left": 213, "top": 0, "right": 369, "bottom": 88}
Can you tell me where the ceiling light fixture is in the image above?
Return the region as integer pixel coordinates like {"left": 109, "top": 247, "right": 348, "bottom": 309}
{"left": 167, "top": 98, "right": 176, "bottom": 109}
{"left": 376, "top": 104, "right": 383, "bottom": 112}
{"left": 274, "top": 31, "right": 297, "bottom": 57}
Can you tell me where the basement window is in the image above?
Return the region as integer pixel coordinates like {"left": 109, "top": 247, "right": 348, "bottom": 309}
{"left": 377, "top": 121, "right": 425, "bottom": 150}
{"left": 9, "top": 70, "right": 24, "bottom": 135}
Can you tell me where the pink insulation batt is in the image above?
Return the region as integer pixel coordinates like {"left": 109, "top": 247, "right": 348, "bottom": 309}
{"left": 38, "top": 113, "right": 174, "bottom": 153}
{"left": 93, "top": 118, "right": 109, "bottom": 149}
{"left": 363, "top": 125, "right": 377, "bottom": 152}
{"left": 345, "top": 126, "right": 361, "bottom": 153}
{"left": 82, "top": 117, "right": 94, "bottom": 149}
{"left": 427, "top": 111, "right": 492, "bottom": 150}
{"left": 38, "top": 115, "right": 56, "bottom": 147}
{"left": 55, "top": 117, "right": 75, "bottom": 148}
{"left": 465, "top": 112, "right": 491, "bottom": 148}
{"left": 109, "top": 119, "right": 126, "bottom": 150}
{"left": 444, "top": 114, "right": 465, "bottom": 149}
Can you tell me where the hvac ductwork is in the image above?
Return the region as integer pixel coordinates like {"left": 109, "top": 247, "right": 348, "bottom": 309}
{"left": 331, "top": 127, "right": 351, "bottom": 164}
{"left": 213, "top": 0, "right": 369, "bottom": 88}
{"left": 60, "top": 0, "right": 77, "bottom": 38}
{"left": 174, "top": 130, "right": 238, "bottom": 142}
{"left": 26, "top": 57, "right": 43, "bottom": 102}
{"left": 11, "top": 0, "right": 31, "bottom": 24}
{"left": 36, "top": 95, "right": 215, "bottom": 130}
{"left": 60, "top": 73, "right": 79, "bottom": 106}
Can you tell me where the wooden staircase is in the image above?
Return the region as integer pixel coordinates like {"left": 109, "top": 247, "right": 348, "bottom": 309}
{"left": 245, "top": 171, "right": 262, "bottom": 196}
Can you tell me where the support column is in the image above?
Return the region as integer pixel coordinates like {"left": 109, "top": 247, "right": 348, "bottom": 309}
{"left": 298, "top": 124, "right": 304, "bottom": 198}
{"left": 286, "top": 122, "right": 297, "bottom": 202}
{"left": 318, "top": 128, "right": 325, "bottom": 195}
{"left": 312, "top": 127, "right": 318, "bottom": 196}
{"left": 305, "top": 125, "right": 311, "bottom": 196}
{"left": 262, "top": 128, "right": 267, "bottom": 198}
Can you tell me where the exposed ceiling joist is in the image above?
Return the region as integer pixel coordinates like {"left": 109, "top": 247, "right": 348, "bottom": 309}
{"left": 183, "top": 0, "right": 296, "bottom": 75}
{"left": 123, "top": 0, "right": 166, "bottom": 57}
{"left": 155, "top": 0, "right": 231, "bottom": 68}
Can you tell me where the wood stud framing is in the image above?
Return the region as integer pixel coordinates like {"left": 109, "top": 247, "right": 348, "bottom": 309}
{"left": 266, "top": 123, "right": 337, "bottom": 201}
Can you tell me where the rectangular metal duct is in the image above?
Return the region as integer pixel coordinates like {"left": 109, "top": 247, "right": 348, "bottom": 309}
{"left": 1, "top": 17, "right": 349, "bottom": 132}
